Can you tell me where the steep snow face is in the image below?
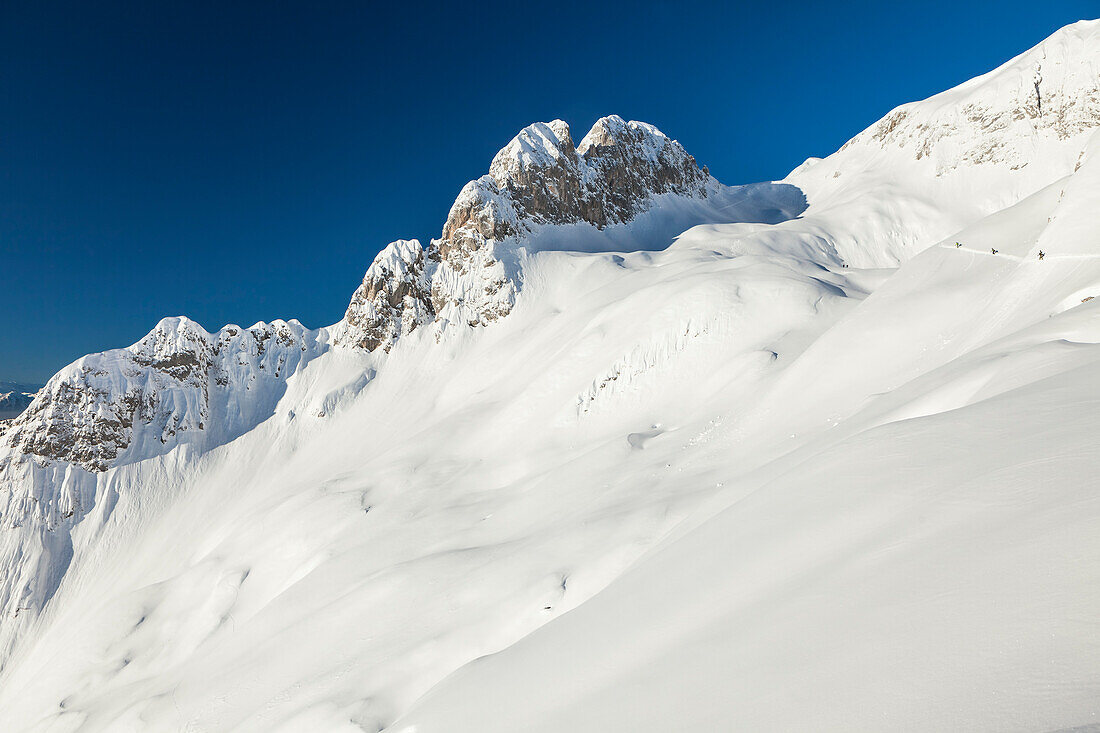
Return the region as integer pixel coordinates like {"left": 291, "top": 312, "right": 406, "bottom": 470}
{"left": 787, "top": 19, "right": 1100, "bottom": 267}
{"left": 338, "top": 115, "right": 720, "bottom": 351}
{"left": 0, "top": 222, "right": 871, "bottom": 731}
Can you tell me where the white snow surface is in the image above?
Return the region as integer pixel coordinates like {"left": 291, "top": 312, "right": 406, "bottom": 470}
{"left": 1, "top": 20, "right": 1100, "bottom": 733}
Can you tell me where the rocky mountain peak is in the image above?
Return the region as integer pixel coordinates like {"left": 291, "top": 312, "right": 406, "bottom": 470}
{"left": 339, "top": 116, "right": 715, "bottom": 353}
{"left": 471, "top": 115, "right": 711, "bottom": 232}
{"left": 576, "top": 115, "right": 711, "bottom": 227}
{"left": 488, "top": 120, "right": 577, "bottom": 185}
{"left": 577, "top": 114, "right": 665, "bottom": 157}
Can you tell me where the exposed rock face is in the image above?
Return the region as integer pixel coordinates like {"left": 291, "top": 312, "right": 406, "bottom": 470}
{"left": 0, "top": 317, "right": 325, "bottom": 474}
{"left": 341, "top": 240, "right": 433, "bottom": 352}
{"left": 474, "top": 116, "right": 710, "bottom": 233}
{"left": 575, "top": 116, "right": 712, "bottom": 226}
{"left": 338, "top": 115, "right": 714, "bottom": 351}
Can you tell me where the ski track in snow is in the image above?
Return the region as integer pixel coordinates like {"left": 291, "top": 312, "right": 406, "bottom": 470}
{"left": 942, "top": 244, "right": 1100, "bottom": 260}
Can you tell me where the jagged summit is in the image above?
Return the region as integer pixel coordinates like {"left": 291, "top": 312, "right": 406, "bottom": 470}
{"left": 477, "top": 115, "right": 711, "bottom": 232}
{"left": 1, "top": 116, "right": 718, "bottom": 475}
{"left": 337, "top": 115, "right": 715, "bottom": 352}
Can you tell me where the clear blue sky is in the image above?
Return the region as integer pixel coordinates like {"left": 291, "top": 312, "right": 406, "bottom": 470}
{"left": 1, "top": 0, "right": 1095, "bottom": 383}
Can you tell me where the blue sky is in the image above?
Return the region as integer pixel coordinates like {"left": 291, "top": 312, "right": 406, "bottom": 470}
{"left": 1, "top": 0, "right": 1095, "bottom": 383}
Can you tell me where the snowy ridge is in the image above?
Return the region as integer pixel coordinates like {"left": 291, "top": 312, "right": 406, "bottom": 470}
{"left": 787, "top": 19, "right": 1100, "bottom": 267}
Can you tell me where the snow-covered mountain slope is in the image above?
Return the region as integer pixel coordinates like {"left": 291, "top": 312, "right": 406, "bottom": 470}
{"left": 0, "top": 318, "right": 327, "bottom": 663}
{"left": 786, "top": 18, "right": 1100, "bottom": 268}
{"left": 1, "top": 20, "right": 1100, "bottom": 733}
{"left": 0, "top": 114, "right": 798, "bottom": 706}
{"left": 395, "top": 114, "right": 1100, "bottom": 733}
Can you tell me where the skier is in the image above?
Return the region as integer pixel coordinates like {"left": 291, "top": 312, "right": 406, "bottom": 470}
{"left": 955, "top": 242, "right": 962, "bottom": 248}
{"left": 991, "top": 248, "right": 998, "bottom": 255}
{"left": 1038, "top": 250, "right": 1045, "bottom": 260}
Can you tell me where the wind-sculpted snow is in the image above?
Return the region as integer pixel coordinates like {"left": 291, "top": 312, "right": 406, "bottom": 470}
{"left": 3, "top": 21, "right": 1100, "bottom": 733}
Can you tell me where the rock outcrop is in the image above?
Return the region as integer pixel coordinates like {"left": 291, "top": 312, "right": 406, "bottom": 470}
{"left": 340, "top": 240, "right": 433, "bottom": 352}
{"left": 0, "top": 317, "right": 325, "bottom": 474}
{"left": 338, "top": 115, "right": 714, "bottom": 352}
{"left": 837, "top": 21, "right": 1100, "bottom": 175}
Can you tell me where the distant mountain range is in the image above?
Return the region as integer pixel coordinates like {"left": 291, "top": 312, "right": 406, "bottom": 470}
{"left": 0, "top": 382, "right": 40, "bottom": 420}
